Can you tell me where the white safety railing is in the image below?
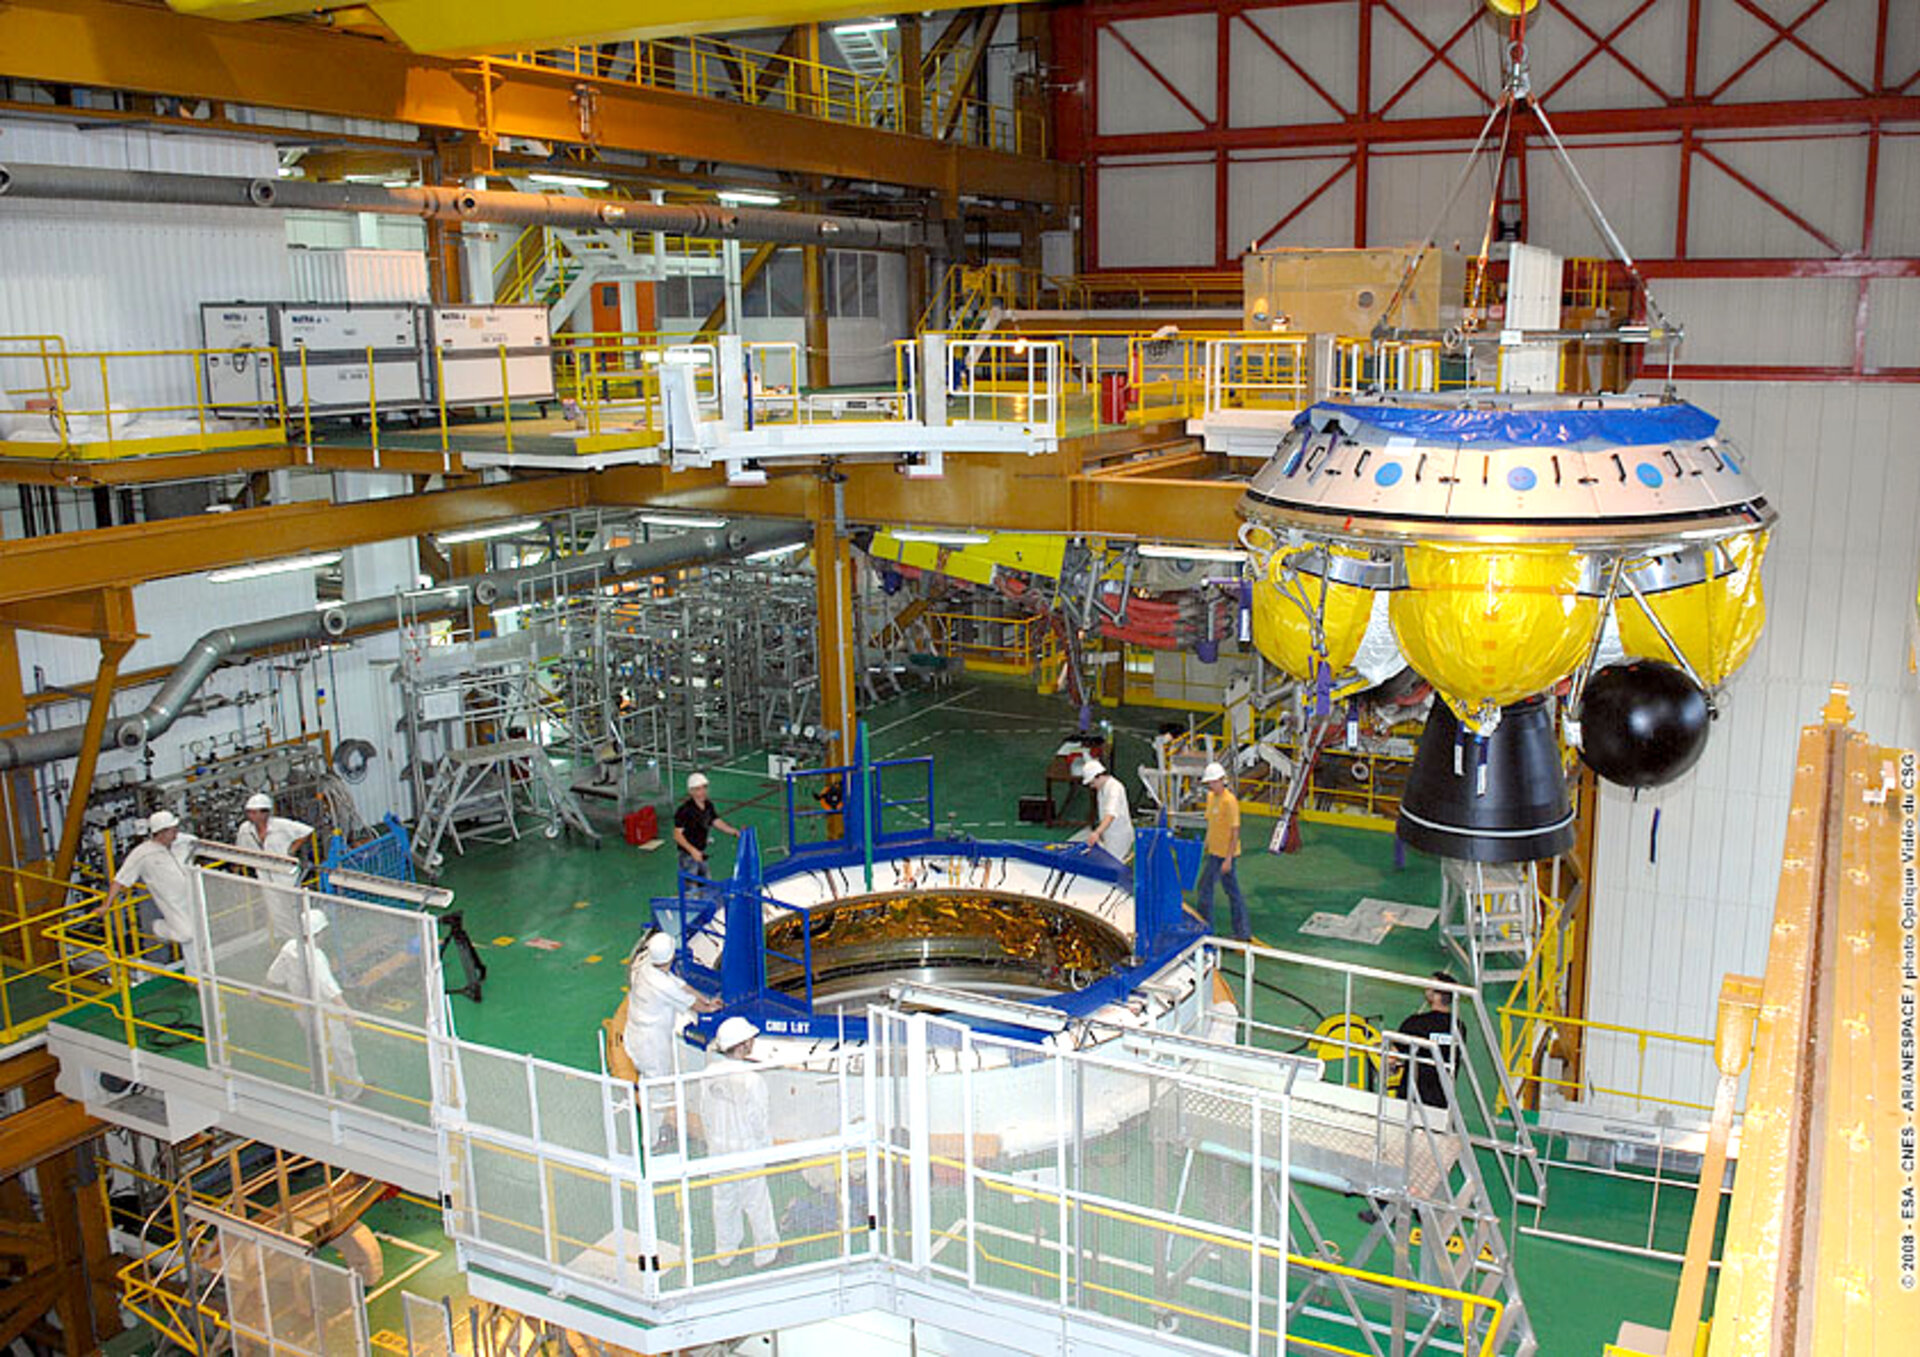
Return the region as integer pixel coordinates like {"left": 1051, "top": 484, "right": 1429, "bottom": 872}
{"left": 946, "top": 337, "right": 1062, "bottom": 430}
{"left": 1204, "top": 337, "right": 1311, "bottom": 416}
{"left": 194, "top": 865, "right": 445, "bottom": 1127}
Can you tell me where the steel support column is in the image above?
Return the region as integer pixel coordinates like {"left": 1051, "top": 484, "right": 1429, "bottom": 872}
{"left": 812, "top": 514, "right": 856, "bottom": 765}
{"left": 50, "top": 630, "right": 133, "bottom": 886}
{"left": 803, "top": 243, "right": 831, "bottom": 389}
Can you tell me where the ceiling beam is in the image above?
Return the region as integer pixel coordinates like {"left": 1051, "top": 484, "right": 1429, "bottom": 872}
{"left": 0, "top": 0, "right": 1070, "bottom": 205}
{"left": 0, "top": 474, "right": 591, "bottom": 606}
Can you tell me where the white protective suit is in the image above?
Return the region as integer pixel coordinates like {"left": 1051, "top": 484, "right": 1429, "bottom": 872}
{"left": 701, "top": 1053, "right": 779, "bottom": 1267}
{"left": 622, "top": 954, "right": 702, "bottom": 1078}
{"left": 265, "top": 932, "right": 362, "bottom": 1098}
{"left": 238, "top": 814, "right": 313, "bottom": 938}
{"left": 113, "top": 834, "right": 201, "bottom": 972}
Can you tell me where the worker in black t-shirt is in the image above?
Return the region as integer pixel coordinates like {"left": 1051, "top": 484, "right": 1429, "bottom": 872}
{"left": 1386, "top": 971, "right": 1461, "bottom": 1108}
{"left": 672, "top": 772, "right": 740, "bottom": 885}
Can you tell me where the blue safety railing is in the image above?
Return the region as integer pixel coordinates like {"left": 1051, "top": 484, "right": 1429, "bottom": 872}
{"left": 870, "top": 756, "right": 934, "bottom": 845}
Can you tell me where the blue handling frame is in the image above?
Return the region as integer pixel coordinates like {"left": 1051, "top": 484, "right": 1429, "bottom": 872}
{"left": 653, "top": 724, "right": 1207, "bottom": 1047}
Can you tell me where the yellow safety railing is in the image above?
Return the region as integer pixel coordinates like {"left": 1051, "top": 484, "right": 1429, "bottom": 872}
{"left": 1153, "top": 704, "right": 1414, "bottom": 829}
{"left": 0, "top": 332, "right": 72, "bottom": 404}
{"left": 1125, "top": 332, "right": 1206, "bottom": 422}
{"left": 918, "top": 262, "right": 1057, "bottom": 336}
{"left": 494, "top": 226, "right": 568, "bottom": 307}
{"left": 1565, "top": 257, "right": 1610, "bottom": 312}
{"left": 1055, "top": 271, "right": 1243, "bottom": 309}
{"left": 0, "top": 342, "right": 287, "bottom": 459}
{"left": 925, "top": 610, "right": 1047, "bottom": 673}
{"left": 0, "top": 862, "right": 120, "bottom": 1045}
{"left": 488, "top": 39, "right": 1045, "bottom": 157}
{"left": 493, "top": 224, "right": 725, "bottom": 308}
{"left": 1497, "top": 1005, "right": 1728, "bottom": 1117}
{"left": 41, "top": 899, "right": 208, "bottom": 1057}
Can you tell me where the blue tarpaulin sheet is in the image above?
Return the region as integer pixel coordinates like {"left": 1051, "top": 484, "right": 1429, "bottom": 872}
{"left": 1296, "top": 401, "right": 1719, "bottom": 448}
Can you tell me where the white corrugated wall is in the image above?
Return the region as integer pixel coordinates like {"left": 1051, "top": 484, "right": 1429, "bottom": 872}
{"left": 0, "top": 118, "right": 288, "bottom": 411}
{"left": 1584, "top": 380, "right": 1920, "bottom": 1107}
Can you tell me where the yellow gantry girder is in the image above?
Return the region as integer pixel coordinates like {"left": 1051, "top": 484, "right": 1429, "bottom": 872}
{"left": 167, "top": 1, "right": 1030, "bottom": 55}
{"left": 1697, "top": 684, "right": 1920, "bottom": 1353}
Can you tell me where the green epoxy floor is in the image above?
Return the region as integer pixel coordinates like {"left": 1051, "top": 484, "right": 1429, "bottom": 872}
{"left": 66, "top": 675, "right": 1690, "bottom": 1352}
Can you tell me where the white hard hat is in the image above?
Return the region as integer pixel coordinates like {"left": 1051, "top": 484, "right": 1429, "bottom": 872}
{"left": 245, "top": 793, "right": 273, "bottom": 812}
{"left": 645, "top": 932, "right": 675, "bottom": 965}
{"left": 300, "top": 908, "right": 329, "bottom": 937}
{"left": 148, "top": 809, "right": 180, "bottom": 833}
{"left": 714, "top": 1016, "right": 758, "bottom": 1052}
{"left": 687, "top": 772, "right": 710, "bottom": 791}
{"left": 1080, "top": 758, "right": 1106, "bottom": 785}
{"left": 1201, "top": 761, "right": 1228, "bottom": 783}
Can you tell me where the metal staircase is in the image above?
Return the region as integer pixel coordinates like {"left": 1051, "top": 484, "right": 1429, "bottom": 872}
{"left": 829, "top": 24, "right": 893, "bottom": 79}
{"left": 493, "top": 183, "right": 728, "bottom": 329}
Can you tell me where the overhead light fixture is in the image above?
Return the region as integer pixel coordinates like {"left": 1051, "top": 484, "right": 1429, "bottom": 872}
{"left": 208, "top": 552, "right": 342, "bottom": 583}
{"left": 639, "top": 513, "right": 727, "bottom": 529}
{"left": 1137, "top": 543, "right": 1249, "bottom": 564}
{"left": 746, "top": 543, "right": 804, "bottom": 562}
{"left": 529, "top": 171, "right": 611, "bottom": 190}
{"left": 892, "top": 529, "right": 990, "bottom": 547}
{"left": 716, "top": 189, "right": 783, "bottom": 208}
{"left": 833, "top": 19, "right": 898, "bottom": 36}
{"left": 435, "top": 519, "right": 543, "bottom": 545}
{"left": 382, "top": 179, "right": 410, "bottom": 189}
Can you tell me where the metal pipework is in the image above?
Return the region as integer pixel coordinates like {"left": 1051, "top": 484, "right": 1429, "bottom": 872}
{"left": 0, "top": 163, "right": 917, "bottom": 249}
{"left": 0, "top": 518, "right": 808, "bottom": 771}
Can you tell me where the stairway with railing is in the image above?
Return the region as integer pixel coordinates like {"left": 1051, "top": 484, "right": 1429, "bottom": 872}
{"left": 489, "top": 33, "right": 1046, "bottom": 158}
{"left": 492, "top": 214, "right": 726, "bottom": 329}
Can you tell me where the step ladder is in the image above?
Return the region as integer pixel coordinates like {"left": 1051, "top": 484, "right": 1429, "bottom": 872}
{"left": 412, "top": 739, "right": 599, "bottom": 874}
{"left": 1438, "top": 858, "right": 1540, "bottom": 986}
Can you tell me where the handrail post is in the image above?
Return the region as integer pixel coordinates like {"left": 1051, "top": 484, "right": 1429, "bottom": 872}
{"left": 435, "top": 344, "right": 450, "bottom": 463}
{"left": 365, "top": 344, "right": 380, "bottom": 465}
{"left": 499, "top": 344, "right": 514, "bottom": 453}
{"left": 96, "top": 353, "right": 112, "bottom": 453}
{"left": 299, "top": 345, "right": 313, "bottom": 452}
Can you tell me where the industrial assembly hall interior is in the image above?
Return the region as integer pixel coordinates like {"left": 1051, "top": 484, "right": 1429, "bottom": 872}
{"left": 0, "top": 0, "right": 1916, "bottom": 1353}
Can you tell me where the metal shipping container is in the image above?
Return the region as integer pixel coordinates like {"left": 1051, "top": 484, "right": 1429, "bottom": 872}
{"left": 199, "top": 303, "right": 280, "bottom": 414}
{"left": 429, "top": 305, "right": 556, "bottom": 407}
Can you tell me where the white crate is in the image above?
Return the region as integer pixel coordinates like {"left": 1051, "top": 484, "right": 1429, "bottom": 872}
{"left": 430, "top": 306, "right": 556, "bottom": 406}
{"left": 276, "top": 304, "right": 421, "bottom": 354}
{"left": 200, "top": 303, "right": 277, "bottom": 411}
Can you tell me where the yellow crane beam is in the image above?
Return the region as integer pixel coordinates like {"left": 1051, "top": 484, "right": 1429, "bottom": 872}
{"left": 166, "top": 1, "right": 1031, "bottom": 55}
{"left": 0, "top": 1, "right": 1069, "bottom": 204}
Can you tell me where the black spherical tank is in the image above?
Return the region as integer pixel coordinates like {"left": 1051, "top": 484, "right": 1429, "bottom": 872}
{"left": 1577, "top": 661, "right": 1712, "bottom": 789}
{"left": 1397, "top": 696, "right": 1575, "bottom": 863}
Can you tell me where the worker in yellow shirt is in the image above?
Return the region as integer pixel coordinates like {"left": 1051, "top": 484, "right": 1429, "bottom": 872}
{"left": 1196, "top": 762, "right": 1250, "bottom": 940}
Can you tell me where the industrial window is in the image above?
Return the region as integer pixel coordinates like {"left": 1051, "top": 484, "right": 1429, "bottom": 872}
{"left": 828, "top": 250, "right": 881, "bottom": 319}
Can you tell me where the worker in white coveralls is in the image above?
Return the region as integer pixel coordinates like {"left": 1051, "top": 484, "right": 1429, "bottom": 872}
{"left": 266, "top": 908, "right": 362, "bottom": 1100}
{"left": 702, "top": 1016, "right": 780, "bottom": 1270}
{"left": 1076, "top": 758, "right": 1136, "bottom": 896}
{"left": 236, "top": 793, "right": 314, "bottom": 939}
{"left": 624, "top": 931, "right": 718, "bottom": 1152}
{"left": 99, "top": 810, "right": 201, "bottom": 972}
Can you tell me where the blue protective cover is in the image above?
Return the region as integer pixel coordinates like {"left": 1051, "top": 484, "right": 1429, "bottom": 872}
{"left": 1297, "top": 401, "right": 1719, "bottom": 448}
